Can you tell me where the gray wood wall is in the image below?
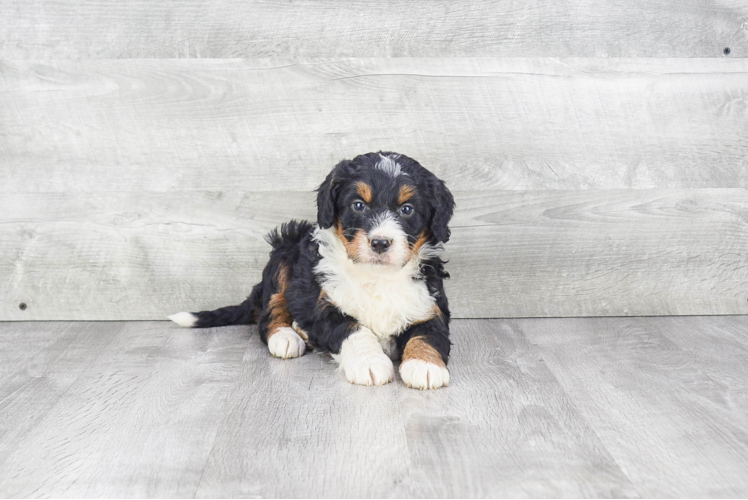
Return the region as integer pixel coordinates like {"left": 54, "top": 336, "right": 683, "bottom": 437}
{"left": 1, "top": 1, "right": 747, "bottom": 320}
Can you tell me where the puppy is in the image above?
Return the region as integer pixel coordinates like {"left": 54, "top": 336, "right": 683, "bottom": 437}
{"left": 169, "top": 152, "right": 455, "bottom": 389}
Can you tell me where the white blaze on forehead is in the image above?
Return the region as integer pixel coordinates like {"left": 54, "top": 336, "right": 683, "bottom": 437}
{"left": 376, "top": 154, "right": 404, "bottom": 177}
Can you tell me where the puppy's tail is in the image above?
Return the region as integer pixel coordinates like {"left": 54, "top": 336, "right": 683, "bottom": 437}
{"left": 168, "top": 283, "right": 262, "bottom": 329}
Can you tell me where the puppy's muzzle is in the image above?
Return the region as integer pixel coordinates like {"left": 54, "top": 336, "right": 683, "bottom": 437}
{"left": 370, "top": 238, "right": 392, "bottom": 254}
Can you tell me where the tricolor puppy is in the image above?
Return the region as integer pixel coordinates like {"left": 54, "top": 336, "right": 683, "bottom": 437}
{"left": 169, "top": 152, "right": 455, "bottom": 389}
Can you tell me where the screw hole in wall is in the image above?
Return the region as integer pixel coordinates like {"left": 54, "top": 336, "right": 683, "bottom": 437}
{"left": 724, "top": 47, "right": 731, "bottom": 55}
{"left": 19, "top": 303, "right": 27, "bottom": 310}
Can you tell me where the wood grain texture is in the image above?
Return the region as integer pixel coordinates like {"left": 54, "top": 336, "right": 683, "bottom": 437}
{"left": 396, "top": 319, "right": 638, "bottom": 498}
{"left": 521, "top": 316, "right": 748, "bottom": 497}
{"left": 450, "top": 189, "right": 748, "bottom": 318}
{"left": 658, "top": 315, "right": 748, "bottom": 412}
{"left": 2, "top": 189, "right": 747, "bottom": 320}
{"left": 0, "top": 322, "right": 250, "bottom": 497}
{"left": 195, "top": 331, "right": 412, "bottom": 498}
{"left": 0, "top": 322, "right": 120, "bottom": 470}
{"left": 2, "top": 318, "right": 748, "bottom": 497}
{"left": 0, "top": 0, "right": 746, "bottom": 58}
{"left": 2, "top": 58, "right": 748, "bottom": 193}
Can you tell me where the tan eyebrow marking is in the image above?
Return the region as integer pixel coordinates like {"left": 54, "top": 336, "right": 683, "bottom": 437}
{"left": 398, "top": 184, "right": 416, "bottom": 205}
{"left": 356, "top": 182, "right": 373, "bottom": 203}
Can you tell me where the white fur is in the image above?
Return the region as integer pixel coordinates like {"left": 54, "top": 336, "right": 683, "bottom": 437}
{"left": 399, "top": 359, "right": 450, "bottom": 390}
{"left": 291, "top": 320, "right": 309, "bottom": 341}
{"left": 167, "top": 312, "right": 197, "bottom": 328}
{"left": 333, "top": 328, "right": 394, "bottom": 386}
{"left": 267, "top": 327, "right": 306, "bottom": 359}
{"left": 365, "top": 212, "right": 410, "bottom": 267}
{"left": 313, "top": 226, "right": 438, "bottom": 340}
{"left": 376, "top": 154, "right": 405, "bottom": 177}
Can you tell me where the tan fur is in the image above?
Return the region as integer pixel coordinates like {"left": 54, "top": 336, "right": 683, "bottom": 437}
{"left": 398, "top": 184, "right": 416, "bottom": 204}
{"left": 318, "top": 289, "right": 334, "bottom": 311}
{"left": 335, "top": 221, "right": 368, "bottom": 262}
{"left": 402, "top": 336, "right": 446, "bottom": 368}
{"left": 356, "top": 182, "right": 373, "bottom": 203}
{"left": 410, "top": 230, "right": 429, "bottom": 257}
{"left": 267, "top": 264, "right": 293, "bottom": 338}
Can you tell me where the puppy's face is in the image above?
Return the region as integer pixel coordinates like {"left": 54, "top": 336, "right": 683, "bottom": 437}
{"left": 335, "top": 171, "right": 426, "bottom": 266}
{"left": 317, "top": 152, "right": 455, "bottom": 267}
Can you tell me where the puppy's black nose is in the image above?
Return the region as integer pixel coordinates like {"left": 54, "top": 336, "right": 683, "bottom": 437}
{"left": 370, "top": 238, "right": 391, "bottom": 254}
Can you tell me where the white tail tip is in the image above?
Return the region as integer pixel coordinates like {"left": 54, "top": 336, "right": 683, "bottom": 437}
{"left": 168, "top": 312, "right": 197, "bottom": 328}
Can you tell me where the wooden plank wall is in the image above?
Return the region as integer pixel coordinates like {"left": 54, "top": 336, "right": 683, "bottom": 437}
{"left": 1, "top": 1, "right": 747, "bottom": 320}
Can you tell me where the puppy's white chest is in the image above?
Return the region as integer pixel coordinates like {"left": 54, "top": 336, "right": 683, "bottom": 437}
{"left": 313, "top": 226, "right": 438, "bottom": 339}
{"left": 323, "top": 268, "right": 434, "bottom": 339}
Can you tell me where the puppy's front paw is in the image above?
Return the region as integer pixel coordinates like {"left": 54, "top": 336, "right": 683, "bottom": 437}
{"left": 267, "top": 327, "right": 306, "bottom": 359}
{"left": 343, "top": 351, "right": 395, "bottom": 386}
{"left": 399, "top": 359, "right": 450, "bottom": 390}
{"left": 336, "top": 328, "right": 394, "bottom": 386}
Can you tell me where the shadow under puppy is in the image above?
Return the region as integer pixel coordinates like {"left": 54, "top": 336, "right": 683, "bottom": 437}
{"left": 169, "top": 152, "right": 455, "bottom": 389}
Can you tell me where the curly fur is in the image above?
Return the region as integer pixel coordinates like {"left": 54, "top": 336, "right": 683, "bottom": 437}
{"left": 169, "top": 152, "right": 455, "bottom": 389}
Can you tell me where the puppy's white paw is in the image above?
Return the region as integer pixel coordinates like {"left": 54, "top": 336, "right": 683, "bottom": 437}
{"left": 336, "top": 329, "right": 394, "bottom": 386}
{"left": 343, "top": 352, "right": 395, "bottom": 386}
{"left": 267, "top": 327, "right": 306, "bottom": 359}
{"left": 399, "top": 359, "right": 450, "bottom": 390}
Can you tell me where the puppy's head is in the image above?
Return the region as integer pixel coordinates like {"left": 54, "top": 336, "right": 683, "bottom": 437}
{"left": 316, "top": 152, "right": 455, "bottom": 267}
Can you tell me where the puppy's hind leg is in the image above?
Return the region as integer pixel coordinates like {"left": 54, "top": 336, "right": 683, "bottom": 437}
{"left": 268, "top": 327, "right": 306, "bottom": 359}
{"left": 261, "top": 262, "right": 306, "bottom": 359}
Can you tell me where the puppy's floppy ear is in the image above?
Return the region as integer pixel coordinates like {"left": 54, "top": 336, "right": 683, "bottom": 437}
{"left": 316, "top": 160, "right": 349, "bottom": 228}
{"left": 429, "top": 178, "right": 455, "bottom": 243}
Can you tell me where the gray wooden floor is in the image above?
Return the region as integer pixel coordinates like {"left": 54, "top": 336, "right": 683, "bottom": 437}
{"left": 1, "top": 317, "right": 747, "bottom": 498}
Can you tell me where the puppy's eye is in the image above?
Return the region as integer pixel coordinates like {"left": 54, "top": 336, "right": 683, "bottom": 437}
{"left": 399, "top": 204, "right": 414, "bottom": 216}
{"left": 352, "top": 201, "right": 366, "bottom": 212}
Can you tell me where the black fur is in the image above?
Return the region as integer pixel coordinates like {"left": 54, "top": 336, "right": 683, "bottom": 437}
{"left": 182, "top": 152, "right": 455, "bottom": 364}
